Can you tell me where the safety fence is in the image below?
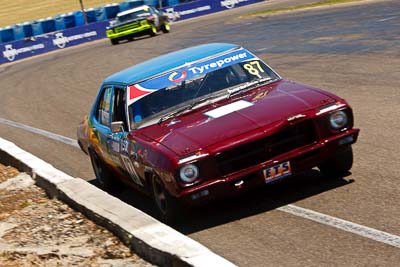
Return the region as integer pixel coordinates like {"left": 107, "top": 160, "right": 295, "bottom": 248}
{"left": 0, "top": 0, "right": 262, "bottom": 65}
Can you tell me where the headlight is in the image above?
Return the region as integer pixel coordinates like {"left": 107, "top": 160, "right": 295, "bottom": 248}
{"left": 329, "top": 110, "right": 348, "bottom": 130}
{"left": 179, "top": 164, "right": 199, "bottom": 183}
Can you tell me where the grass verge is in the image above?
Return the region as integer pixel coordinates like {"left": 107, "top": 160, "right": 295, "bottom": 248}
{"left": 0, "top": 0, "right": 120, "bottom": 28}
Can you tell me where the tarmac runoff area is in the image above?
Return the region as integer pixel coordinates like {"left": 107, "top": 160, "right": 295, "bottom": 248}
{"left": 0, "top": 137, "right": 236, "bottom": 267}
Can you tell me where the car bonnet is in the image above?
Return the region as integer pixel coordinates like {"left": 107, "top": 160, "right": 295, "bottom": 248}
{"left": 137, "top": 80, "right": 337, "bottom": 157}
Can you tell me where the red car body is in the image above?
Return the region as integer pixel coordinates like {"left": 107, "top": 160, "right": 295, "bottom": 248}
{"left": 77, "top": 43, "right": 359, "bottom": 221}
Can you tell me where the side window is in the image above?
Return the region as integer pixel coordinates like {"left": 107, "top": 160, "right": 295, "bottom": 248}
{"left": 153, "top": 8, "right": 161, "bottom": 16}
{"left": 97, "top": 87, "right": 113, "bottom": 127}
{"left": 112, "top": 87, "right": 129, "bottom": 131}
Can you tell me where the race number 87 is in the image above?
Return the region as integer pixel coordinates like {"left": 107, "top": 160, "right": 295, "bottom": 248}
{"left": 244, "top": 61, "right": 265, "bottom": 79}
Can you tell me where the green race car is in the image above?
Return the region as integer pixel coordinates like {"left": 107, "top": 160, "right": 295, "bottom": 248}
{"left": 106, "top": 5, "right": 170, "bottom": 45}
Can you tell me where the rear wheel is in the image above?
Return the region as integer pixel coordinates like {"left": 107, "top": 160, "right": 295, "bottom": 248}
{"left": 161, "top": 22, "right": 170, "bottom": 33}
{"left": 89, "top": 150, "right": 122, "bottom": 193}
{"left": 318, "top": 146, "right": 353, "bottom": 178}
{"left": 151, "top": 174, "right": 181, "bottom": 223}
{"left": 111, "top": 38, "right": 118, "bottom": 45}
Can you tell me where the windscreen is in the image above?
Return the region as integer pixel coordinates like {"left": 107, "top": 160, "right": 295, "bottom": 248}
{"left": 117, "top": 10, "right": 150, "bottom": 23}
{"left": 127, "top": 49, "right": 279, "bottom": 128}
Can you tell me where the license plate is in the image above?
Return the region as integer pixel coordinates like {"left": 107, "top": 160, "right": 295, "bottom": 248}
{"left": 263, "top": 161, "right": 292, "bottom": 183}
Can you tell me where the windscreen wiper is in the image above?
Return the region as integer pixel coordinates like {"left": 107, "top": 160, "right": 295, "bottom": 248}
{"left": 158, "top": 95, "right": 216, "bottom": 124}
{"left": 228, "top": 77, "right": 273, "bottom": 98}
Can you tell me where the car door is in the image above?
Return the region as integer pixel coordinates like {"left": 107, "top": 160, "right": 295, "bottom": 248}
{"left": 109, "top": 85, "right": 144, "bottom": 187}
{"left": 91, "top": 85, "right": 115, "bottom": 163}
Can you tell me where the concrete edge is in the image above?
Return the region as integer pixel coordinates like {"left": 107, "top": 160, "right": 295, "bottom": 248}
{"left": 0, "top": 137, "right": 236, "bottom": 267}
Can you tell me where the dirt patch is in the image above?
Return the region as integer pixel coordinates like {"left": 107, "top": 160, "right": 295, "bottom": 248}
{"left": 0, "top": 164, "right": 152, "bottom": 266}
{"left": 0, "top": 165, "right": 19, "bottom": 183}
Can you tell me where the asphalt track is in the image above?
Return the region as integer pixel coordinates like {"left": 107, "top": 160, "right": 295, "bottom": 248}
{"left": 1, "top": 0, "right": 400, "bottom": 265}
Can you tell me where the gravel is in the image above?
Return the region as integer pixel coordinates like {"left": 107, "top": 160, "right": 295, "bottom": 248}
{"left": 0, "top": 163, "right": 153, "bottom": 266}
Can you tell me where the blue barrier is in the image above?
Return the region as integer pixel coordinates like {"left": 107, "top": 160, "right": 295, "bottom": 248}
{"left": 104, "top": 4, "right": 120, "bottom": 19}
{"left": 85, "top": 9, "right": 98, "bottom": 23}
{"left": 12, "top": 25, "right": 25, "bottom": 41}
{"left": 31, "top": 21, "right": 43, "bottom": 36}
{"left": 54, "top": 16, "right": 66, "bottom": 31}
{"left": 159, "top": 0, "right": 168, "bottom": 7}
{"left": 84, "top": 8, "right": 107, "bottom": 23}
{"left": 61, "top": 13, "right": 76, "bottom": 29}
{"left": 0, "top": 0, "right": 262, "bottom": 65}
{"left": 127, "top": 0, "right": 145, "bottom": 8}
{"left": 73, "top": 11, "right": 85, "bottom": 26}
{"left": 95, "top": 7, "right": 107, "bottom": 21}
{"left": 0, "top": 21, "right": 108, "bottom": 65}
{"left": 162, "top": 0, "right": 261, "bottom": 22}
{"left": 144, "top": 0, "right": 158, "bottom": 7}
{"left": 167, "top": 0, "right": 179, "bottom": 6}
{"left": 0, "top": 27, "right": 14, "bottom": 43}
{"left": 119, "top": 2, "right": 131, "bottom": 12}
{"left": 21, "top": 22, "right": 33, "bottom": 38}
{"left": 39, "top": 18, "right": 56, "bottom": 34}
{"left": 0, "top": 0, "right": 260, "bottom": 45}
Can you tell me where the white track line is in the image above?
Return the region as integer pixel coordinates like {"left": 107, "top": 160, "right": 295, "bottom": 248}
{"left": 378, "top": 16, "right": 398, "bottom": 22}
{"left": 1, "top": 117, "right": 400, "bottom": 249}
{"left": 278, "top": 205, "right": 400, "bottom": 249}
{"left": 0, "top": 118, "right": 79, "bottom": 148}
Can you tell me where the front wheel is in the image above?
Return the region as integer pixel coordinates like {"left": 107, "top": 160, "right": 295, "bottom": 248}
{"left": 149, "top": 24, "right": 157, "bottom": 37}
{"left": 318, "top": 146, "right": 353, "bottom": 178}
{"left": 161, "top": 22, "right": 170, "bottom": 33}
{"left": 151, "top": 174, "right": 181, "bottom": 223}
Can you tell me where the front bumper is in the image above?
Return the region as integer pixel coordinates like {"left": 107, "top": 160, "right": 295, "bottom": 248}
{"left": 177, "top": 128, "right": 359, "bottom": 206}
{"left": 106, "top": 25, "right": 152, "bottom": 39}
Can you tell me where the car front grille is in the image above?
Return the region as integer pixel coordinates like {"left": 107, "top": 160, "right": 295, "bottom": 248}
{"left": 115, "top": 22, "right": 140, "bottom": 33}
{"left": 215, "top": 120, "right": 317, "bottom": 176}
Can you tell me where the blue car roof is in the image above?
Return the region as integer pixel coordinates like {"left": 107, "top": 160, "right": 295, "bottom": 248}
{"left": 103, "top": 43, "right": 241, "bottom": 85}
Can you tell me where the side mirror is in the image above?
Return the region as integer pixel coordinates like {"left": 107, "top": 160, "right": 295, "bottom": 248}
{"left": 111, "top": 121, "right": 124, "bottom": 133}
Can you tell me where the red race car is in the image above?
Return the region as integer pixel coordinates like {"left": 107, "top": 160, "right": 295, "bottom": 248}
{"left": 77, "top": 43, "right": 359, "bottom": 222}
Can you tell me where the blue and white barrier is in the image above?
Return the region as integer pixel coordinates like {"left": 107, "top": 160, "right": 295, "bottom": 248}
{"left": 0, "top": 0, "right": 262, "bottom": 65}
{"left": 162, "top": 0, "right": 260, "bottom": 22}
{"left": 0, "top": 21, "right": 108, "bottom": 64}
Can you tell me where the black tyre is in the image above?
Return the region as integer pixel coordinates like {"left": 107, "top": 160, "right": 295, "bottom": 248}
{"left": 149, "top": 24, "right": 157, "bottom": 37}
{"left": 151, "top": 174, "right": 181, "bottom": 223}
{"left": 89, "top": 150, "right": 122, "bottom": 193}
{"left": 111, "top": 38, "right": 118, "bottom": 45}
{"left": 318, "top": 146, "right": 353, "bottom": 178}
{"left": 161, "top": 22, "right": 170, "bottom": 33}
